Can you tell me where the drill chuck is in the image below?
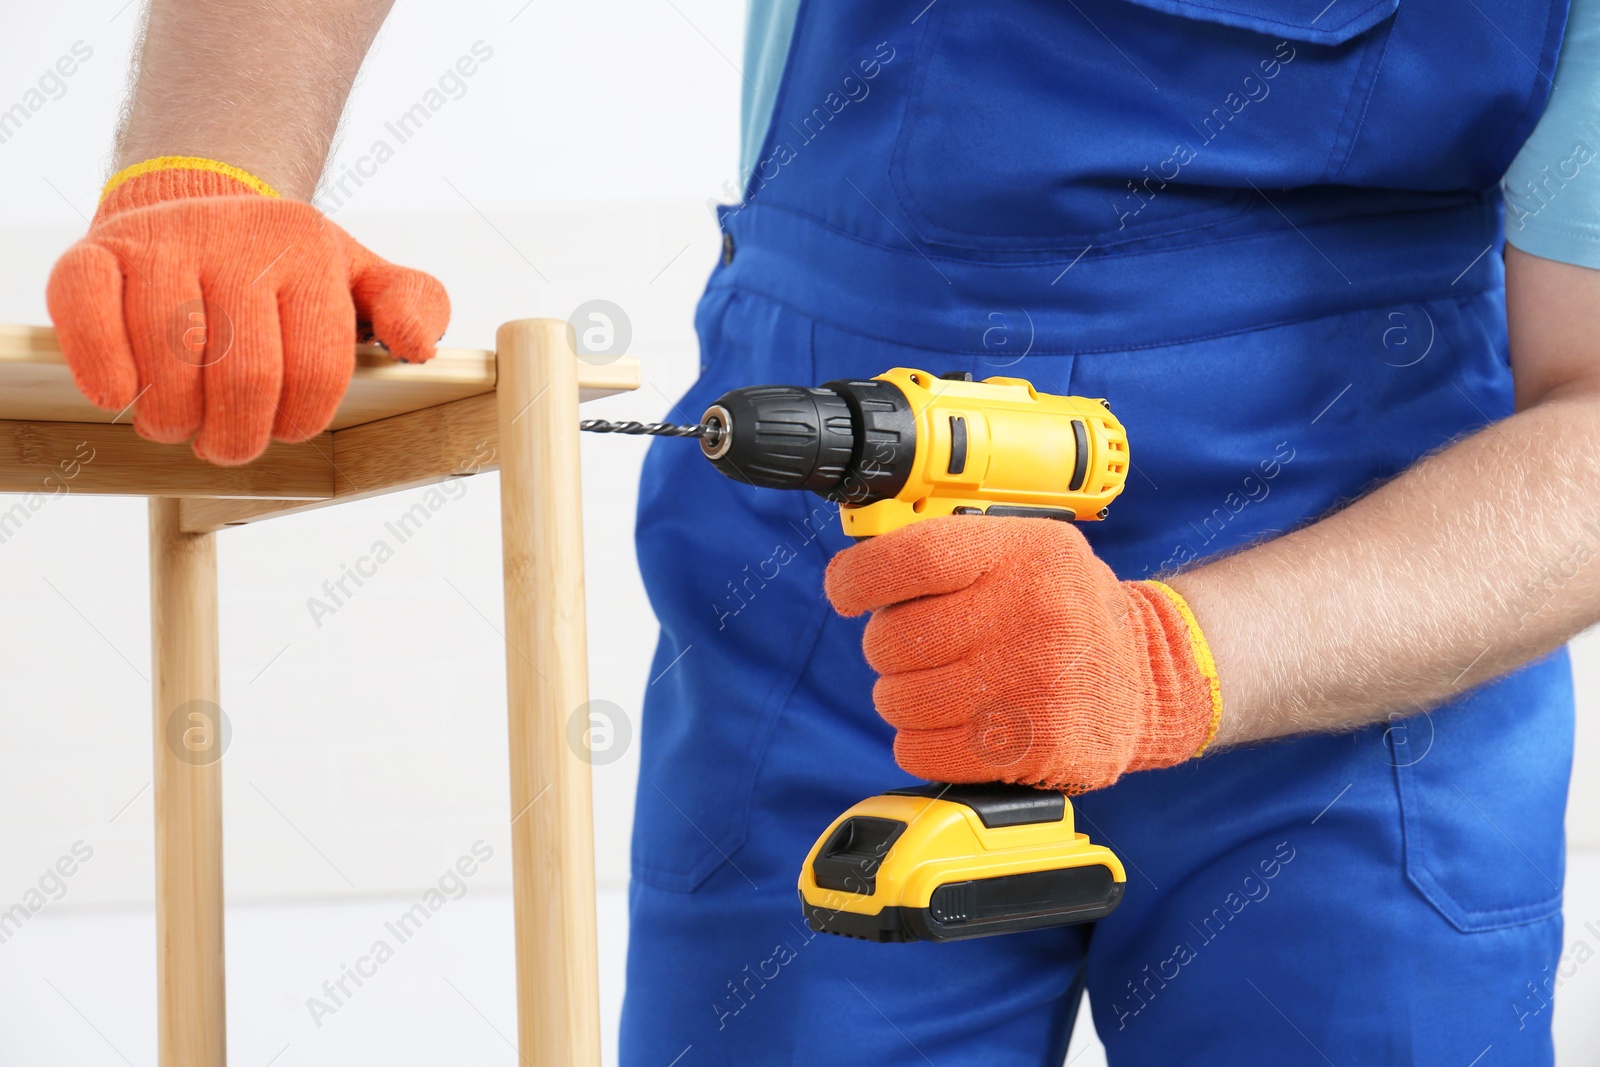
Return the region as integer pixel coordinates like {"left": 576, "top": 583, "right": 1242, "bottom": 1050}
{"left": 699, "top": 380, "right": 916, "bottom": 502}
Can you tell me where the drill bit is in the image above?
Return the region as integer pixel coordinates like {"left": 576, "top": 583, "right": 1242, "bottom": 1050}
{"left": 579, "top": 418, "right": 707, "bottom": 438}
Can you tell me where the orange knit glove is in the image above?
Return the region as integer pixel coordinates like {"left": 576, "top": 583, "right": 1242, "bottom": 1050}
{"left": 47, "top": 157, "right": 450, "bottom": 465}
{"left": 824, "top": 516, "right": 1224, "bottom": 793}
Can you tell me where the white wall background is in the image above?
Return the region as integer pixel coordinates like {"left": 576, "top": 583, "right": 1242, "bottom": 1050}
{"left": 0, "top": 2, "right": 1597, "bottom": 1064}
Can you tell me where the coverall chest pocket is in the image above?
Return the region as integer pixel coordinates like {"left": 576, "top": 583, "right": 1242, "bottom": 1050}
{"left": 888, "top": 0, "right": 1399, "bottom": 252}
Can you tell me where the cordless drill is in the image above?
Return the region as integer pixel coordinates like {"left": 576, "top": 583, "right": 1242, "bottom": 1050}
{"left": 584, "top": 368, "right": 1132, "bottom": 942}
{"left": 696, "top": 368, "right": 1127, "bottom": 536}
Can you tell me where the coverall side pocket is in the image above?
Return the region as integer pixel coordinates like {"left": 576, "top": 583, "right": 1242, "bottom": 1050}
{"left": 1391, "top": 653, "right": 1573, "bottom": 932}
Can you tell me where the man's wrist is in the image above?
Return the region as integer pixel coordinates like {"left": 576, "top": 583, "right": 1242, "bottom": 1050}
{"left": 111, "top": 0, "right": 398, "bottom": 202}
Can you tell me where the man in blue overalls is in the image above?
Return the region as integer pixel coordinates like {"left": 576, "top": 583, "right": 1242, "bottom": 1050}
{"left": 624, "top": 1, "right": 1600, "bottom": 1063}
{"left": 46, "top": 0, "right": 1600, "bottom": 1062}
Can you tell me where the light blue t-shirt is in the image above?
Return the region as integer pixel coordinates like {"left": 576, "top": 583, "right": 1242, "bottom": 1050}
{"left": 1503, "top": 0, "right": 1600, "bottom": 267}
{"left": 740, "top": 0, "right": 1600, "bottom": 269}
{"left": 740, "top": 0, "right": 803, "bottom": 186}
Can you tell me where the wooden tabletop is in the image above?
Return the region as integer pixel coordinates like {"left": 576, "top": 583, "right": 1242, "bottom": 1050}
{"left": 0, "top": 320, "right": 642, "bottom": 531}
{"left": 0, "top": 323, "right": 638, "bottom": 428}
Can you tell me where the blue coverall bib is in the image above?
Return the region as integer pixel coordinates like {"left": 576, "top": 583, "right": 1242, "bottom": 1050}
{"left": 622, "top": 1, "right": 1576, "bottom": 1062}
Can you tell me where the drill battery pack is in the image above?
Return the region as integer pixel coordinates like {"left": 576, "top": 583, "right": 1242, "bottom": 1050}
{"left": 798, "top": 783, "right": 1126, "bottom": 943}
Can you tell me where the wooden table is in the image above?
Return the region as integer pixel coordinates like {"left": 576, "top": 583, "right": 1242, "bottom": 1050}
{"left": 0, "top": 319, "right": 635, "bottom": 1067}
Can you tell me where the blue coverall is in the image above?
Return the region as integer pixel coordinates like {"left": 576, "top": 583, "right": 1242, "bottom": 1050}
{"left": 623, "top": 1, "right": 1576, "bottom": 1061}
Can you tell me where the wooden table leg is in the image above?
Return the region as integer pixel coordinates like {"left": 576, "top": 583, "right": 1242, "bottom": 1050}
{"left": 149, "top": 497, "right": 227, "bottom": 1066}
{"left": 495, "top": 319, "right": 603, "bottom": 1066}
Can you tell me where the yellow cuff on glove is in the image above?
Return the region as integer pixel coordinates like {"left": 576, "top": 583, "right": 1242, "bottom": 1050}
{"left": 1142, "top": 580, "right": 1225, "bottom": 757}
{"left": 101, "top": 155, "right": 282, "bottom": 204}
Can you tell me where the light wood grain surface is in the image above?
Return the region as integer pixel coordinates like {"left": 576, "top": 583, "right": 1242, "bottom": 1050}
{"left": 496, "top": 319, "right": 603, "bottom": 1067}
{"left": 149, "top": 499, "right": 227, "bottom": 1067}
{"left": 0, "top": 322, "right": 638, "bottom": 428}
{"left": 0, "top": 422, "right": 335, "bottom": 499}
{"left": 0, "top": 324, "right": 639, "bottom": 508}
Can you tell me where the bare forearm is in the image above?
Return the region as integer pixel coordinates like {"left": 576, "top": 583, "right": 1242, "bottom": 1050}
{"left": 1173, "top": 250, "right": 1600, "bottom": 747}
{"left": 116, "top": 0, "right": 394, "bottom": 199}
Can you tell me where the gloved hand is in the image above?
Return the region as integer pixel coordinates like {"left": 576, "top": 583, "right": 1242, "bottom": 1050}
{"left": 824, "top": 516, "right": 1223, "bottom": 793}
{"left": 47, "top": 156, "right": 450, "bottom": 465}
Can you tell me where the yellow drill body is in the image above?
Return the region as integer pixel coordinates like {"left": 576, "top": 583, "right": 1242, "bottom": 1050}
{"left": 844, "top": 369, "right": 1132, "bottom": 534}
{"left": 838, "top": 368, "right": 1129, "bottom": 536}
